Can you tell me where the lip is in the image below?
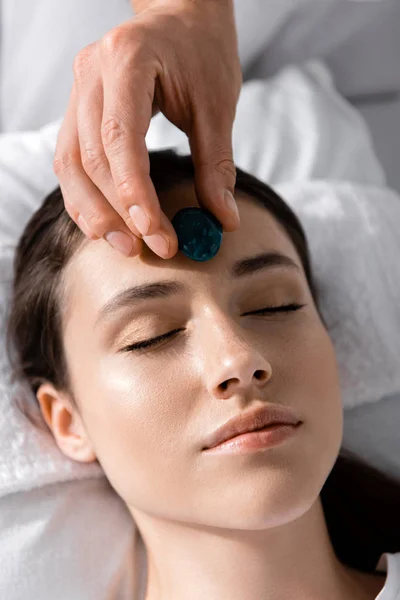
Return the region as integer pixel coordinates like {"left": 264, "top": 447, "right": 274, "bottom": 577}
{"left": 203, "top": 423, "right": 302, "bottom": 454}
{"left": 202, "top": 404, "right": 303, "bottom": 451}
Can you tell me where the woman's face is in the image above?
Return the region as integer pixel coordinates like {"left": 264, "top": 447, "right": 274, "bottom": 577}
{"left": 59, "top": 183, "right": 343, "bottom": 529}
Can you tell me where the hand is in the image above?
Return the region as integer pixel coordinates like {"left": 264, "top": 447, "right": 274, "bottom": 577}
{"left": 54, "top": 0, "right": 242, "bottom": 259}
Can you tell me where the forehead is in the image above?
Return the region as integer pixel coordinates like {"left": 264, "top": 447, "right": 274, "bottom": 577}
{"left": 61, "top": 184, "right": 302, "bottom": 326}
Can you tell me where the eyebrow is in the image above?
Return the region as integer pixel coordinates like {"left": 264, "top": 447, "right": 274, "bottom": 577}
{"left": 95, "top": 251, "right": 300, "bottom": 326}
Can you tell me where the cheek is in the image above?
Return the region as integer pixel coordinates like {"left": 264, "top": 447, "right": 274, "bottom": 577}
{"left": 284, "top": 319, "right": 344, "bottom": 474}
{"left": 291, "top": 322, "right": 341, "bottom": 403}
{"left": 69, "top": 352, "right": 197, "bottom": 508}
{"left": 307, "top": 331, "right": 342, "bottom": 421}
{"left": 266, "top": 313, "right": 342, "bottom": 417}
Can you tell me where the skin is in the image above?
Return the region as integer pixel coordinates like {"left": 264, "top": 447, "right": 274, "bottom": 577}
{"left": 54, "top": 0, "right": 241, "bottom": 260}
{"left": 37, "top": 185, "right": 386, "bottom": 600}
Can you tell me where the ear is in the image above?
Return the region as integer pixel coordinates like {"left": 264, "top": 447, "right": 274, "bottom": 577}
{"left": 36, "top": 382, "right": 97, "bottom": 463}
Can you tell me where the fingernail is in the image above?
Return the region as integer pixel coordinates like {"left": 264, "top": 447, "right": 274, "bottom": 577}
{"left": 143, "top": 233, "right": 169, "bottom": 258}
{"left": 105, "top": 230, "right": 135, "bottom": 257}
{"left": 129, "top": 205, "right": 151, "bottom": 236}
{"left": 224, "top": 191, "right": 240, "bottom": 221}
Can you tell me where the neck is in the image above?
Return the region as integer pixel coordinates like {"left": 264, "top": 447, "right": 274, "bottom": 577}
{"left": 130, "top": 498, "right": 380, "bottom": 600}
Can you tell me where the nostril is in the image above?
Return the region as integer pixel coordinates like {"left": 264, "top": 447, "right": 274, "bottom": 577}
{"left": 254, "top": 369, "right": 268, "bottom": 381}
{"left": 218, "top": 370, "right": 269, "bottom": 393}
{"left": 219, "top": 380, "right": 230, "bottom": 391}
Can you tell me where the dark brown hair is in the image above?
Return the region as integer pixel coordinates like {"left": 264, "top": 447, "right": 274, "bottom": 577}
{"left": 6, "top": 150, "right": 400, "bottom": 573}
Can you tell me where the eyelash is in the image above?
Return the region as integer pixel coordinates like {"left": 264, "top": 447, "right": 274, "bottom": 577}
{"left": 121, "top": 303, "right": 305, "bottom": 353}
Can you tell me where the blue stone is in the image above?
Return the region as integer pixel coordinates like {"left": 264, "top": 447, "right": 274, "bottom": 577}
{"left": 171, "top": 207, "right": 223, "bottom": 262}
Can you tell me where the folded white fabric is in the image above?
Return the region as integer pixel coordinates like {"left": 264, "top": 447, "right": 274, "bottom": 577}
{"left": 276, "top": 179, "right": 400, "bottom": 410}
{"left": 0, "top": 121, "right": 105, "bottom": 499}
{"left": 0, "top": 478, "right": 144, "bottom": 600}
{"left": 1, "top": 61, "right": 400, "bottom": 599}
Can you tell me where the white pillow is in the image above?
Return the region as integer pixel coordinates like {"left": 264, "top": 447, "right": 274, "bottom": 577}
{"left": 1, "top": 63, "right": 399, "bottom": 599}
{"left": 275, "top": 179, "right": 400, "bottom": 410}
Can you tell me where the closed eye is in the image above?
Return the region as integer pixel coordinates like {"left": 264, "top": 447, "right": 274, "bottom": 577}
{"left": 121, "top": 328, "right": 184, "bottom": 353}
{"left": 242, "top": 302, "right": 306, "bottom": 317}
{"left": 121, "top": 304, "right": 306, "bottom": 354}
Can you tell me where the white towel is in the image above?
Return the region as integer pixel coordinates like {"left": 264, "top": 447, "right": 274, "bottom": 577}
{"left": 0, "top": 121, "right": 105, "bottom": 499}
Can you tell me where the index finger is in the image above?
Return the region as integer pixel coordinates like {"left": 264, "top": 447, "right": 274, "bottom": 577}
{"left": 101, "top": 65, "right": 176, "bottom": 249}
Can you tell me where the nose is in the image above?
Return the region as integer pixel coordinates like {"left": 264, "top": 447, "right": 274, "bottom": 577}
{"left": 203, "top": 322, "right": 273, "bottom": 400}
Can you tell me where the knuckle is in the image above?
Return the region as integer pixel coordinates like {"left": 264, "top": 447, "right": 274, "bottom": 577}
{"left": 115, "top": 176, "right": 135, "bottom": 200}
{"left": 100, "top": 27, "right": 128, "bottom": 56}
{"left": 101, "top": 117, "right": 126, "bottom": 150}
{"left": 72, "top": 47, "right": 93, "bottom": 81}
{"left": 81, "top": 148, "right": 106, "bottom": 176}
{"left": 214, "top": 156, "right": 236, "bottom": 180}
{"left": 100, "top": 24, "right": 149, "bottom": 64}
{"left": 53, "top": 151, "right": 76, "bottom": 176}
{"left": 82, "top": 209, "right": 108, "bottom": 234}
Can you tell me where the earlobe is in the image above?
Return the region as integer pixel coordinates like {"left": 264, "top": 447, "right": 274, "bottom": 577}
{"left": 36, "top": 382, "right": 97, "bottom": 464}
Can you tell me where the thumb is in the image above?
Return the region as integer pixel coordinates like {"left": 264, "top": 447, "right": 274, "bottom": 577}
{"left": 188, "top": 119, "right": 240, "bottom": 232}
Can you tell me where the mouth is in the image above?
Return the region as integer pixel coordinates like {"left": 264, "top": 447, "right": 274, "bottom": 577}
{"left": 203, "top": 422, "right": 303, "bottom": 454}
{"left": 202, "top": 404, "right": 302, "bottom": 451}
